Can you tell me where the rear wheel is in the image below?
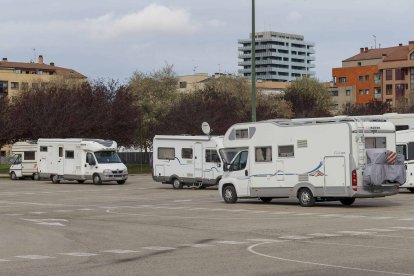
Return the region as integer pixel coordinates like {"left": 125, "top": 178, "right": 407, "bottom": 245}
{"left": 260, "top": 197, "right": 272, "bottom": 203}
{"left": 51, "top": 175, "right": 60, "bottom": 184}
{"left": 117, "top": 180, "right": 126, "bottom": 184}
{"left": 298, "top": 188, "right": 315, "bottom": 207}
{"left": 93, "top": 174, "right": 102, "bottom": 185}
{"left": 172, "top": 179, "right": 183, "bottom": 189}
{"left": 340, "top": 198, "right": 355, "bottom": 206}
{"left": 408, "top": 188, "right": 414, "bottom": 193}
{"left": 10, "top": 172, "right": 17, "bottom": 180}
{"left": 223, "top": 185, "right": 238, "bottom": 203}
{"left": 32, "top": 173, "right": 40, "bottom": 181}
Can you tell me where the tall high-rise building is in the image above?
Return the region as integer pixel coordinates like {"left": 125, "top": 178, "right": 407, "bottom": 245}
{"left": 238, "top": 31, "right": 316, "bottom": 82}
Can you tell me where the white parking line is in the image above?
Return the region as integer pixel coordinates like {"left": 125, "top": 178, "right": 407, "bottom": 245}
{"left": 247, "top": 238, "right": 287, "bottom": 243}
{"left": 398, "top": 218, "right": 414, "bottom": 221}
{"left": 0, "top": 259, "right": 9, "bottom": 262}
{"left": 216, "top": 241, "right": 249, "bottom": 245}
{"left": 178, "top": 243, "right": 215, "bottom": 248}
{"left": 337, "top": 231, "right": 374, "bottom": 235}
{"left": 307, "top": 233, "right": 343, "bottom": 237}
{"left": 391, "top": 227, "right": 414, "bottom": 230}
{"left": 279, "top": 235, "right": 314, "bottom": 240}
{"left": 363, "top": 228, "right": 397, "bottom": 232}
{"left": 142, "top": 246, "right": 176, "bottom": 251}
{"left": 60, "top": 252, "right": 98, "bottom": 257}
{"left": 30, "top": 212, "right": 47, "bottom": 214}
{"left": 102, "top": 250, "right": 140, "bottom": 254}
{"left": 15, "top": 255, "right": 55, "bottom": 260}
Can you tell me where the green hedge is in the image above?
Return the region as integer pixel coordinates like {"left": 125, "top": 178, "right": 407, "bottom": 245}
{"left": 0, "top": 164, "right": 9, "bottom": 174}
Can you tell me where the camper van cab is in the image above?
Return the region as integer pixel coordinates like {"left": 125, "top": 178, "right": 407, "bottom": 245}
{"left": 396, "top": 130, "right": 414, "bottom": 192}
{"left": 152, "top": 135, "right": 224, "bottom": 189}
{"left": 9, "top": 141, "right": 39, "bottom": 180}
{"left": 219, "top": 117, "right": 404, "bottom": 207}
{"left": 38, "top": 139, "right": 128, "bottom": 184}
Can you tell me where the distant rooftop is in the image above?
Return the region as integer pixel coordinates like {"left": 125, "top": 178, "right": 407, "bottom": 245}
{"left": 343, "top": 42, "right": 414, "bottom": 63}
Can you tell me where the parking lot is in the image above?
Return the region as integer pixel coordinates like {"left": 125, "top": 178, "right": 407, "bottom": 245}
{"left": 0, "top": 175, "right": 414, "bottom": 275}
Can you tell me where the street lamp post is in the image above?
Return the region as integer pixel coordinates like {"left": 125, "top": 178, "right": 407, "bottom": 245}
{"left": 251, "top": 0, "right": 256, "bottom": 122}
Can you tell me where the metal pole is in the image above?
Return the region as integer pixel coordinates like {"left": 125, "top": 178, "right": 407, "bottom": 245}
{"left": 251, "top": 0, "right": 256, "bottom": 122}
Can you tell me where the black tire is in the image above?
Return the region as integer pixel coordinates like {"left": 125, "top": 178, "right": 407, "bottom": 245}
{"left": 117, "top": 180, "right": 126, "bottom": 184}
{"left": 222, "top": 185, "right": 238, "bottom": 203}
{"left": 408, "top": 188, "right": 414, "bottom": 193}
{"left": 51, "top": 175, "right": 60, "bottom": 184}
{"left": 93, "top": 174, "right": 102, "bottom": 185}
{"left": 32, "top": 173, "right": 40, "bottom": 181}
{"left": 77, "top": 180, "right": 85, "bottom": 184}
{"left": 10, "top": 172, "right": 17, "bottom": 180}
{"left": 260, "top": 197, "right": 272, "bottom": 203}
{"left": 298, "top": 188, "right": 315, "bottom": 207}
{"left": 172, "top": 179, "right": 183, "bottom": 189}
{"left": 340, "top": 198, "right": 356, "bottom": 206}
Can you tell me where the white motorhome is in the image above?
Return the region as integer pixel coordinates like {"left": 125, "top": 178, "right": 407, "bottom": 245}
{"left": 152, "top": 135, "right": 225, "bottom": 189}
{"left": 396, "top": 130, "right": 414, "bottom": 192}
{"left": 9, "top": 141, "right": 39, "bottom": 180}
{"left": 345, "top": 113, "right": 414, "bottom": 131}
{"left": 37, "top": 138, "right": 128, "bottom": 184}
{"left": 218, "top": 117, "right": 404, "bottom": 207}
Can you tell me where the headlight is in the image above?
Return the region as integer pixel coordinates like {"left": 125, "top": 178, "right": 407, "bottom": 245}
{"left": 103, "top": 169, "right": 112, "bottom": 175}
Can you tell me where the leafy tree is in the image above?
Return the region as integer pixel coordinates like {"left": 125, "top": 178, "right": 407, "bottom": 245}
{"left": 341, "top": 101, "right": 391, "bottom": 116}
{"left": 284, "top": 77, "right": 333, "bottom": 118}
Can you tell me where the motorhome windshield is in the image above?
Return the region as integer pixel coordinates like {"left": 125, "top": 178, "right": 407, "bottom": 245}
{"left": 94, "top": 151, "right": 122, "bottom": 164}
{"left": 219, "top": 148, "right": 246, "bottom": 163}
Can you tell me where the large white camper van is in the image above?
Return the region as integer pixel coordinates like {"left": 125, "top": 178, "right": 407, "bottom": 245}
{"left": 218, "top": 117, "right": 405, "bottom": 207}
{"left": 9, "top": 141, "right": 39, "bottom": 180}
{"left": 152, "top": 135, "right": 224, "bottom": 189}
{"left": 37, "top": 139, "right": 128, "bottom": 184}
{"left": 396, "top": 130, "right": 414, "bottom": 192}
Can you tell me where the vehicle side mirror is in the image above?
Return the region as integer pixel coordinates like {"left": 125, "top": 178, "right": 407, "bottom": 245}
{"left": 217, "top": 163, "right": 221, "bottom": 168}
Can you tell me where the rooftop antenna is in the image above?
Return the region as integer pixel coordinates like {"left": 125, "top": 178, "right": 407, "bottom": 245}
{"left": 373, "top": 35, "right": 377, "bottom": 49}
{"left": 192, "top": 66, "right": 198, "bottom": 74}
{"left": 32, "top": 48, "right": 36, "bottom": 63}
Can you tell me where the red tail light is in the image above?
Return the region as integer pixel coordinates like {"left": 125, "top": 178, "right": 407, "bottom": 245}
{"left": 352, "top": 169, "right": 357, "bottom": 191}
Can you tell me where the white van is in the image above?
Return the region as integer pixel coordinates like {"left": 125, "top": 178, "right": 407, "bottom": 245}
{"left": 37, "top": 138, "right": 128, "bottom": 184}
{"left": 152, "top": 135, "right": 224, "bottom": 189}
{"left": 9, "top": 141, "right": 39, "bottom": 180}
{"left": 218, "top": 117, "right": 404, "bottom": 207}
{"left": 396, "top": 130, "right": 414, "bottom": 192}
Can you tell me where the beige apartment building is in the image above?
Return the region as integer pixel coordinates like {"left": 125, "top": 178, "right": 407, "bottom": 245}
{"left": 0, "top": 55, "right": 86, "bottom": 99}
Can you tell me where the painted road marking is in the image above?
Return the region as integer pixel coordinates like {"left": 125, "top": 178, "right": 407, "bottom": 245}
{"left": 247, "top": 238, "right": 287, "bottom": 243}
{"left": 30, "top": 212, "right": 47, "bottom": 214}
{"left": 0, "top": 259, "right": 9, "bottom": 262}
{"left": 308, "top": 233, "right": 343, "bottom": 237}
{"left": 173, "top": 199, "right": 192, "bottom": 202}
{"left": 216, "top": 241, "right": 249, "bottom": 245}
{"left": 5, "top": 214, "right": 24, "bottom": 216}
{"left": 337, "top": 231, "right": 374, "bottom": 235}
{"left": 60, "top": 252, "right": 98, "bottom": 257}
{"left": 179, "top": 243, "right": 215, "bottom": 248}
{"left": 142, "top": 246, "right": 176, "bottom": 251}
{"left": 102, "top": 250, "right": 140, "bottom": 254}
{"left": 391, "top": 227, "right": 414, "bottom": 230}
{"left": 279, "top": 235, "right": 313, "bottom": 240}
{"left": 363, "top": 228, "right": 397, "bottom": 232}
{"left": 398, "top": 218, "right": 414, "bottom": 221}
{"left": 15, "top": 255, "right": 55, "bottom": 260}
{"left": 23, "top": 218, "right": 68, "bottom": 226}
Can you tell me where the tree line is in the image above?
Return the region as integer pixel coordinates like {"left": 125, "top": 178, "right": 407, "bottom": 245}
{"left": 1, "top": 65, "right": 411, "bottom": 150}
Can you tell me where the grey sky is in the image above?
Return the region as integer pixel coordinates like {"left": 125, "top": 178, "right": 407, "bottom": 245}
{"left": 1, "top": 0, "right": 413, "bottom": 83}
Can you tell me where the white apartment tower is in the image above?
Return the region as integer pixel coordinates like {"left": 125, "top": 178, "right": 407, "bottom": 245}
{"left": 238, "top": 31, "right": 316, "bottom": 82}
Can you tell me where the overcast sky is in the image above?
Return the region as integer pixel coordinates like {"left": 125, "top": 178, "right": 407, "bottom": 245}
{"left": 1, "top": 0, "right": 413, "bottom": 83}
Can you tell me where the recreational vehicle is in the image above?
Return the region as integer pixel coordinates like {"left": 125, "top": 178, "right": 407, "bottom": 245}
{"left": 152, "top": 135, "right": 224, "bottom": 189}
{"left": 396, "top": 130, "right": 414, "bottom": 192}
{"left": 9, "top": 141, "right": 39, "bottom": 180}
{"left": 218, "top": 117, "right": 405, "bottom": 207}
{"left": 37, "top": 138, "right": 128, "bottom": 184}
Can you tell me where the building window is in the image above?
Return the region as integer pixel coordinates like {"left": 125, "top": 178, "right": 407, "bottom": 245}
{"left": 357, "top": 62, "right": 362, "bottom": 66}
{"left": 386, "top": 84, "right": 392, "bottom": 95}
{"left": 374, "top": 88, "right": 382, "bottom": 99}
{"left": 396, "top": 84, "right": 405, "bottom": 98}
{"left": 359, "top": 90, "right": 363, "bottom": 95}
{"left": 158, "top": 148, "right": 175, "bottom": 160}
{"left": 358, "top": 76, "right": 363, "bottom": 81}
{"left": 255, "top": 147, "right": 272, "bottom": 162}
{"left": 365, "top": 89, "right": 370, "bottom": 95}
{"left": 14, "top": 69, "right": 22, "bottom": 74}
{"left": 386, "top": 69, "right": 393, "bottom": 80}
{"left": 10, "top": 82, "right": 19, "bottom": 90}
{"left": 395, "top": 68, "right": 405, "bottom": 81}
{"left": 181, "top": 148, "right": 193, "bottom": 159}
{"left": 374, "top": 73, "right": 381, "bottom": 84}
{"left": 21, "top": 82, "right": 29, "bottom": 90}
{"left": 278, "top": 145, "right": 294, "bottom": 158}
{"left": 331, "top": 90, "right": 338, "bottom": 96}
{"left": 205, "top": 149, "right": 220, "bottom": 163}
{"left": 0, "top": 81, "right": 8, "bottom": 94}
{"left": 346, "top": 90, "right": 351, "bottom": 96}
{"left": 179, "top": 81, "right": 187, "bottom": 88}
{"left": 365, "top": 75, "right": 369, "bottom": 81}
{"left": 338, "top": 77, "right": 347, "bottom": 83}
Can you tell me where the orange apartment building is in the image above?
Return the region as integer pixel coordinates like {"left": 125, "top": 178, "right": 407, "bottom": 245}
{"left": 331, "top": 41, "right": 414, "bottom": 111}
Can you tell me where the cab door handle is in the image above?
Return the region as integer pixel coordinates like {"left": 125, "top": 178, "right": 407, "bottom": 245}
{"left": 245, "top": 170, "right": 248, "bottom": 176}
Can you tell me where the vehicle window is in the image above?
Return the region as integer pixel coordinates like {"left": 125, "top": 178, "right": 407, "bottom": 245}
{"left": 94, "top": 151, "right": 122, "bottom": 164}
{"left": 24, "top": 151, "right": 35, "bottom": 161}
{"left": 396, "top": 145, "right": 407, "bottom": 160}
{"left": 59, "top": 147, "right": 63, "bottom": 157}
{"left": 65, "top": 150, "right": 74, "bottom": 159}
{"left": 206, "top": 149, "right": 220, "bottom": 163}
{"left": 219, "top": 148, "right": 242, "bottom": 163}
{"left": 365, "top": 137, "right": 386, "bottom": 149}
{"left": 40, "top": 146, "right": 48, "bottom": 152}
{"left": 158, "top": 147, "right": 175, "bottom": 160}
{"left": 255, "top": 147, "right": 272, "bottom": 162}
{"left": 278, "top": 145, "right": 294, "bottom": 157}
{"left": 229, "top": 151, "right": 248, "bottom": 171}
{"left": 12, "top": 154, "right": 22, "bottom": 165}
{"left": 181, "top": 148, "right": 193, "bottom": 159}
{"left": 235, "top": 129, "right": 249, "bottom": 139}
{"left": 86, "top": 152, "right": 95, "bottom": 164}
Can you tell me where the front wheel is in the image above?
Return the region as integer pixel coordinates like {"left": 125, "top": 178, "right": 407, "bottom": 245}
{"left": 51, "top": 175, "right": 60, "bottom": 184}
{"left": 93, "top": 174, "right": 102, "bottom": 185}
{"left": 10, "top": 172, "right": 17, "bottom": 180}
{"left": 222, "top": 185, "right": 238, "bottom": 203}
{"left": 340, "top": 198, "right": 356, "bottom": 206}
{"left": 298, "top": 188, "right": 315, "bottom": 207}
{"left": 172, "top": 179, "right": 183, "bottom": 189}
{"left": 117, "top": 180, "right": 126, "bottom": 184}
{"left": 408, "top": 188, "right": 414, "bottom": 193}
{"left": 32, "top": 173, "right": 40, "bottom": 181}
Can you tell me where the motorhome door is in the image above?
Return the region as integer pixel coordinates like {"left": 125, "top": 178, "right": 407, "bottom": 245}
{"left": 57, "top": 146, "right": 64, "bottom": 176}
{"left": 324, "top": 156, "right": 346, "bottom": 195}
{"left": 194, "top": 143, "right": 203, "bottom": 178}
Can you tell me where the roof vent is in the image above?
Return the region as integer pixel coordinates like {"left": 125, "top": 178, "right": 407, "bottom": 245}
{"left": 360, "top": 48, "right": 364, "bottom": 53}
{"left": 2, "top": 58, "right": 7, "bottom": 61}
{"left": 399, "top": 43, "right": 403, "bottom": 46}
{"left": 50, "top": 62, "right": 55, "bottom": 66}
{"left": 364, "top": 47, "right": 368, "bottom": 52}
